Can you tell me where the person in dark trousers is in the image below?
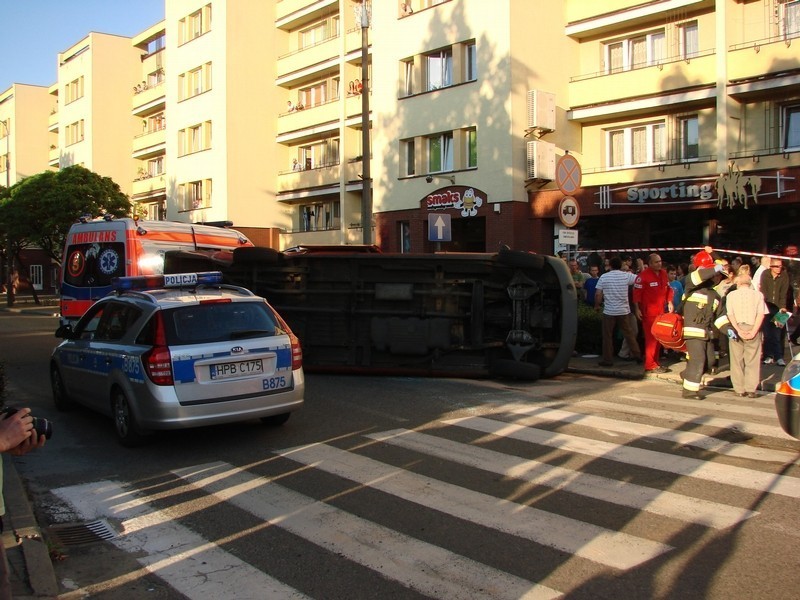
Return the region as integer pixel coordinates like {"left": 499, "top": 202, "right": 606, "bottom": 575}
{"left": 760, "top": 258, "right": 790, "bottom": 366}
{"left": 681, "top": 249, "right": 727, "bottom": 399}
{"left": 594, "top": 256, "right": 641, "bottom": 367}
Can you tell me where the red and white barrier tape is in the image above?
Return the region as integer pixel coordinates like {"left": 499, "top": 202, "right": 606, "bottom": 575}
{"left": 578, "top": 247, "right": 800, "bottom": 262}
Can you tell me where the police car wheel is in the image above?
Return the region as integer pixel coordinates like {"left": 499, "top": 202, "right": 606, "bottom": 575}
{"left": 50, "top": 365, "right": 74, "bottom": 411}
{"left": 112, "top": 389, "right": 150, "bottom": 447}
{"left": 260, "top": 412, "right": 291, "bottom": 427}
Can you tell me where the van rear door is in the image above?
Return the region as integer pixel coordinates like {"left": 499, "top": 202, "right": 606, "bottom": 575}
{"left": 61, "top": 221, "right": 128, "bottom": 321}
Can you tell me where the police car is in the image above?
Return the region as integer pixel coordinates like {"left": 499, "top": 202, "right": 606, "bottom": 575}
{"left": 775, "top": 350, "right": 800, "bottom": 439}
{"left": 50, "top": 272, "right": 304, "bottom": 446}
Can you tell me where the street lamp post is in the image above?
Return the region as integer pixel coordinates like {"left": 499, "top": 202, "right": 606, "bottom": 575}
{"left": 1, "top": 119, "right": 12, "bottom": 307}
{"left": 352, "top": 0, "right": 372, "bottom": 245}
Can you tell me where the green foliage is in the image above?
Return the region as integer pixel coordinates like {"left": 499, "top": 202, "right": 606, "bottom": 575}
{"left": 0, "top": 165, "right": 131, "bottom": 264}
{"left": 575, "top": 301, "right": 603, "bottom": 354}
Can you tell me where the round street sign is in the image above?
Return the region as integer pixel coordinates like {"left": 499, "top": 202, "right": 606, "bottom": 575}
{"left": 558, "top": 196, "right": 580, "bottom": 228}
{"left": 556, "top": 154, "right": 582, "bottom": 196}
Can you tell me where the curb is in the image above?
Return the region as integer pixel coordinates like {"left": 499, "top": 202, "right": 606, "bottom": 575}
{"left": 2, "top": 455, "right": 59, "bottom": 598}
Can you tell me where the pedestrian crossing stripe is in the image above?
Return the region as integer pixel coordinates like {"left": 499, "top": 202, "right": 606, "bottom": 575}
{"left": 278, "top": 443, "right": 674, "bottom": 569}
{"left": 443, "top": 416, "right": 800, "bottom": 498}
{"left": 366, "top": 429, "right": 757, "bottom": 529}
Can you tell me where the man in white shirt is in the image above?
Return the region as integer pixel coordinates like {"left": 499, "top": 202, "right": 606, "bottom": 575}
{"left": 594, "top": 256, "right": 642, "bottom": 367}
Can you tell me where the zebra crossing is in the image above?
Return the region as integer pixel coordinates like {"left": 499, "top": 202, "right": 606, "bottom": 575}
{"left": 53, "top": 389, "right": 800, "bottom": 599}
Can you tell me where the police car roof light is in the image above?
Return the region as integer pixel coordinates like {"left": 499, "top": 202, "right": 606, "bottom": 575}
{"left": 112, "top": 271, "right": 224, "bottom": 292}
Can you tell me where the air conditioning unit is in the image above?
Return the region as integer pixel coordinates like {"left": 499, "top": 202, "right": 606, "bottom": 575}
{"left": 526, "top": 140, "right": 556, "bottom": 180}
{"left": 527, "top": 90, "right": 556, "bottom": 132}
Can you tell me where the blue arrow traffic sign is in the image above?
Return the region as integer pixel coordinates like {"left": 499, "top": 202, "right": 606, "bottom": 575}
{"left": 428, "top": 213, "right": 452, "bottom": 242}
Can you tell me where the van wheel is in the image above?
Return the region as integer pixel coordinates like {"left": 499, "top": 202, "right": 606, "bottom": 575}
{"left": 50, "top": 365, "right": 74, "bottom": 411}
{"left": 233, "top": 247, "right": 281, "bottom": 265}
{"left": 260, "top": 412, "right": 291, "bottom": 427}
{"left": 111, "top": 389, "right": 150, "bottom": 447}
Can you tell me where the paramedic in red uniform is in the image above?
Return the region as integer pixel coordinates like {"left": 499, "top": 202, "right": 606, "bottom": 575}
{"left": 633, "top": 253, "right": 673, "bottom": 373}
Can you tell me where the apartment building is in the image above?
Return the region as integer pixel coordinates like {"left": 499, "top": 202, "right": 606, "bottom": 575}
{"left": 10, "top": 0, "right": 800, "bottom": 259}
{"left": 529, "top": 0, "right": 800, "bottom": 256}
{"left": 53, "top": 32, "right": 142, "bottom": 191}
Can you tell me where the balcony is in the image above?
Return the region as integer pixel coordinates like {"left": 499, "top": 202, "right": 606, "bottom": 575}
{"left": 276, "top": 0, "right": 338, "bottom": 29}
{"left": 132, "top": 173, "right": 167, "bottom": 200}
{"left": 277, "top": 161, "right": 343, "bottom": 193}
{"left": 279, "top": 99, "right": 341, "bottom": 135}
{"left": 277, "top": 36, "right": 340, "bottom": 80}
{"left": 569, "top": 51, "right": 715, "bottom": 114}
{"left": 48, "top": 111, "right": 58, "bottom": 133}
{"left": 132, "top": 128, "right": 166, "bottom": 159}
{"left": 728, "top": 36, "right": 800, "bottom": 96}
{"left": 132, "top": 81, "right": 165, "bottom": 115}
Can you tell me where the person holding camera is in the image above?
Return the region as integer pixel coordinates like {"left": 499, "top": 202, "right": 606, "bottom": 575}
{"left": 0, "top": 407, "right": 47, "bottom": 600}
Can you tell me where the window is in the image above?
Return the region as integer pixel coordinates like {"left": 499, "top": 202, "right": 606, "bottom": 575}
{"left": 147, "top": 35, "right": 165, "bottom": 54}
{"left": 300, "top": 200, "right": 339, "bottom": 232}
{"left": 785, "top": 1, "right": 800, "bottom": 40}
{"left": 179, "top": 179, "right": 212, "bottom": 211}
{"left": 399, "top": 222, "right": 411, "bottom": 254}
{"left": 467, "top": 128, "right": 478, "bottom": 168}
{"left": 428, "top": 132, "right": 454, "bottom": 173}
{"left": 179, "top": 63, "right": 212, "bottom": 100}
{"left": 607, "top": 122, "right": 665, "bottom": 168}
{"left": 146, "top": 113, "right": 166, "bottom": 133}
{"left": 404, "top": 139, "right": 415, "bottom": 176}
{"left": 784, "top": 104, "right": 800, "bottom": 150}
{"left": 605, "top": 29, "right": 665, "bottom": 73}
{"left": 299, "top": 81, "right": 329, "bottom": 108}
{"left": 147, "top": 156, "right": 164, "bottom": 177}
{"left": 179, "top": 4, "right": 212, "bottom": 45}
{"left": 426, "top": 48, "right": 452, "bottom": 91}
{"left": 178, "top": 121, "right": 212, "bottom": 156}
{"left": 65, "top": 120, "right": 85, "bottom": 146}
{"left": 297, "top": 137, "right": 340, "bottom": 170}
{"left": 299, "top": 16, "right": 340, "bottom": 49}
{"left": 680, "top": 116, "right": 699, "bottom": 160}
{"left": 680, "top": 21, "right": 699, "bottom": 59}
{"left": 402, "top": 58, "right": 414, "bottom": 96}
{"left": 147, "top": 68, "right": 165, "bottom": 88}
{"left": 465, "top": 42, "right": 477, "bottom": 82}
{"left": 65, "top": 76, "right": 84, "bottom": 104}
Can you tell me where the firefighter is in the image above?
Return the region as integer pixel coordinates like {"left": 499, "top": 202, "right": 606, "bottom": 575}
{"left": 681, "top": 248, "right": 728, "bottom": 399}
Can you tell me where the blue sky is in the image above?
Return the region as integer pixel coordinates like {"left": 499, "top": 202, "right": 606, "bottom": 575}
{"left": 1, "top": 0, "right": 165, "bottom": 92}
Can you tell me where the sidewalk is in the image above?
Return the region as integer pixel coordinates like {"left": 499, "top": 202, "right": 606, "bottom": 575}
{"left": 567, "top": 344, "right": 794, "bottom": 393}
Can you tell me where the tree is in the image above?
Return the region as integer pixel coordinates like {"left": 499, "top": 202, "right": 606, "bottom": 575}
{"left": 0, "top": 165, "right": 131, "bottom": 265}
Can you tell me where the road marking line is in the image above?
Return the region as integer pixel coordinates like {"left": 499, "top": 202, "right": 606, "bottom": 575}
{"left": 277, "top": 443, "right": 673, "bottom": 570}
{"left": 583, "top": 399, "right": 794, "bottom": 440}
{"left": 367, "top": 429, "right": 757, "bottom": 529}
{"left": 443, "top": 417, "right": 800, "bottom": 498}
{"left": 174, "top": 462, "right": 560, "bottom": 600}
{"left": 52, "top": 481, "right": 309, "bottom": 600}
{"left": 498, "top": 405, "right": 798, "bottom": 464}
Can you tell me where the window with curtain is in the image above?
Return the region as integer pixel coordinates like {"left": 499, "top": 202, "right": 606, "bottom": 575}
{"left": 402, "top": 59, "right": 414, "bottom": 96}
{"left": 606, "top": 30, "right": 664, "bottom": 73}
{"left": 465, "top": 43, "right": 477, "bottom": 81}
{"left": 786, "top": 1, "right": 800, "bottom": 39}
{"left": 405, "top": 139, "right": 415, "bottom": 176}
{"left": 467, "top": 128, "right": 478, "bottom": 167}
{"left": 681, "top": 22, "right": 699, "bottom": 58}
{"left": 607, "top": 122, "right": 665, "bottom": 168}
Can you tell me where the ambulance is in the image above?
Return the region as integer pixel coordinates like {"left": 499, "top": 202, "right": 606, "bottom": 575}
{"left": 60, "top": 216, "right": 252, "bottom": 324}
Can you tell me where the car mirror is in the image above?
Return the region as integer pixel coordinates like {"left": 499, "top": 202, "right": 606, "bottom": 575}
{"left": 55, "top": 324, "right": 75, "bottom": 339}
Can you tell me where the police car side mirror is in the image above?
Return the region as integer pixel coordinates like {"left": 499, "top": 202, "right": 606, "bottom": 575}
{"left": 55, "top": 324, "right": 75, "bottom": 339}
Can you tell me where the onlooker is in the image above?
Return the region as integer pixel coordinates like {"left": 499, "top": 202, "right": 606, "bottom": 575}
{"left": 725, "top": 273, "right": 768, "bottom": 397}
{"left": 633, "top": 253, "right": 673, "bottom": 373}
{"left": 752, "top": 255, "right": 771, "bottom": 293}
{"left": 0, "top": 408, "right": 47, "bottom": 599}
{"left": 667, "top": 265, "right": 684, "bottom": 312}
{"left": 760, "top": 258, "right": 790, "bottom": 366}
{"left": 594, "top": 256, "right": 641, "bottom": 367}
{"left": 568, "top": 259, "right": 588, "bottom": 301}
{"left": 583, "top": 265, "right": 601, "bottom": 308}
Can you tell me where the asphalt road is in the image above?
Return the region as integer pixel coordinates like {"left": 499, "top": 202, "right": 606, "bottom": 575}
{"left": 2, "top": 311, "right": 800, "bottom": 599}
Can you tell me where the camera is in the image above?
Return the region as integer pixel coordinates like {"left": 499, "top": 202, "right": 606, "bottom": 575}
{"left": 0, "top": 406, "right": 53, "bottom": 440}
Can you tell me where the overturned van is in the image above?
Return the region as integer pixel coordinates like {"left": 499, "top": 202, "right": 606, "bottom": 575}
{"left": 208, "top": 246, "right": 577, "bottom": 381}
